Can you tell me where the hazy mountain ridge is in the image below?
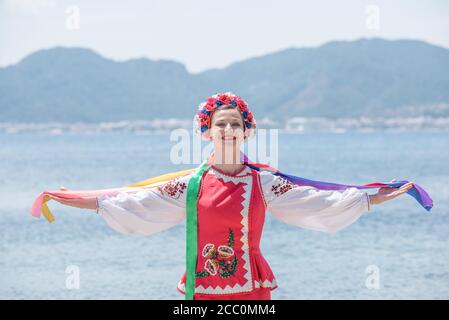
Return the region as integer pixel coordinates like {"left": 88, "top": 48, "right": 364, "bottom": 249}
{"left": 1, "top": 38, "right": 449, "bottom": 123}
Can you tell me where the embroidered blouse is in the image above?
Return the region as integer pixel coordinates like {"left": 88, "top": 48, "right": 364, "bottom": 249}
{"left": 97, "top": 164, "right": 371, "bottom": 296}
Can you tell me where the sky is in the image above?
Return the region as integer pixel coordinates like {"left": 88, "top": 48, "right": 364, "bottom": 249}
{"left": 1, "top": 0, "right": 448, "bottom": 73}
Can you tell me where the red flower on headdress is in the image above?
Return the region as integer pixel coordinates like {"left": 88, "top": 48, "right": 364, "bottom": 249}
{"left": 218, "top": 94, "right": 232, "bottom": 105}
{"left": 205, "top": 104, "right": 215, "bottom": 112}
{"left": 236, "top": 98, "right": 247, "bottom": 112}
{"left": 199, "top": 113, "right": 209, "bottom": 126}
{"left": 205, "top": 98, "right": 217, "bottom": 111}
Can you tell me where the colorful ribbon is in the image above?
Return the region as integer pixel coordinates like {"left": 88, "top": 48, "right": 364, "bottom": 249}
{"left": 241, "top": 156, "right": 433, "bottom": 212}
{"left": 185, "top": 160, "right": 208, "bottom": 300}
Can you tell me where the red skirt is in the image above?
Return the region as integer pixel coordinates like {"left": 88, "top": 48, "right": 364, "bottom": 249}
{"left": 193, "top": 288, "right": 271, "bottom": 300}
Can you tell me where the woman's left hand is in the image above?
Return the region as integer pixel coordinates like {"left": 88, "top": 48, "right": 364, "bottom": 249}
{"left": 370, "top": 178, "right": 414, "bottom": 205}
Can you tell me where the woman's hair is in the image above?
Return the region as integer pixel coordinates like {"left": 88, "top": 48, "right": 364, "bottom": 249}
{"left": 194, "top": 92, "right": 257, "bottom": 140}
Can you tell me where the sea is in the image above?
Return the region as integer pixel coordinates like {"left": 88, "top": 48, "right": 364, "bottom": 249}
{"left": 1, "top": 130, "right": 448, "bottom": 299}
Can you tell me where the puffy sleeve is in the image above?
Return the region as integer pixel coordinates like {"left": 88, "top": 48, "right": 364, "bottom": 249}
{"left": 259, "top": 171, "right": 371, "bottom": 234}
{"left": 96, "top": 173, "right": 191, "bottom": 236}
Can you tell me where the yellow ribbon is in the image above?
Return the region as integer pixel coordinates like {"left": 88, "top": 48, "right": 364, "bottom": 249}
{"left": 42, "top": 195, "right": 56, "bottom": 223}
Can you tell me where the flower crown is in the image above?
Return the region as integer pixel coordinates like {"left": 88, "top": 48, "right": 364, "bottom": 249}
{"left": 194, "top": 92, "right": 257, "bottom": 139}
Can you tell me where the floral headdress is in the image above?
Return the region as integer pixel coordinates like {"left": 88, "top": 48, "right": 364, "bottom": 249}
{"left": 194, "top": 92, "right": 257, "bottom": 140}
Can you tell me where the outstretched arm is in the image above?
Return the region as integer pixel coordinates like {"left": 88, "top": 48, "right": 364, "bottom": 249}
{"left": 260, "top": 173, "right": 414, "bottom": 234}
{"left": 48, "top": 175, "right": 191, "bottom": 236}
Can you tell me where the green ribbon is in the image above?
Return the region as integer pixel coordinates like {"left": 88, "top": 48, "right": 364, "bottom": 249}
{"left": 185, "top": 160, "right": 208, "bottom": 300}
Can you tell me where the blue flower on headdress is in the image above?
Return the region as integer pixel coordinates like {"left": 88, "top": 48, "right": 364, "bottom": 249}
{"left": 230, "top": 99, "right": 237, "bottom": 107}
{"left": 215, "top": 100, "right": 223, "bottom": 107}
{"left": 245, "top": 121, "right": 252, "bottom": 129}
{"left": 201, "top": 125, "right": 209, "bottom": 132}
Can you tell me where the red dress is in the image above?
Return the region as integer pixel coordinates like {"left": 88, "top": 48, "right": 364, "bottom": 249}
{"left": 176, "top": 165, "right": 277, "bottom": 299}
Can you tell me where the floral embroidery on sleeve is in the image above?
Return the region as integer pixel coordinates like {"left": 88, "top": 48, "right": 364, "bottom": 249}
{"left": 271, "top": 177, "right": 295, "bottom": 197}
{"left": 157, "top": 178, "right": 187, "bottom": 199}
{"left": 196, "top": 228, "right": 238, "bottom": 279}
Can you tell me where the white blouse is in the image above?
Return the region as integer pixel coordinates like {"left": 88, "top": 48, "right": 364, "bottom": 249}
{"left": 258, "top": 171, "right": 371, "bottom": 234}
{"left": 97, "top": 168, "right": 371, "bottom": 235}
{"left": 97, "top": 173, "right": 192, "bottom": 236}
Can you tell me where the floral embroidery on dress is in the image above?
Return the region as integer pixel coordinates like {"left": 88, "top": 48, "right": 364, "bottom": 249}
{"left": 157, "top": 178, "right": 187, "bottom": 199}
{"left": 196, "top": 228, "right": 238, "bottom": 279}
{"left": 271, "top": 177, "right": 295, "bottom": 197}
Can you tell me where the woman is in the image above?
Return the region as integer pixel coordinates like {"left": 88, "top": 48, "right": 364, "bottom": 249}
{"left": 48, "top": 92, "right": 415, "bottom": 300}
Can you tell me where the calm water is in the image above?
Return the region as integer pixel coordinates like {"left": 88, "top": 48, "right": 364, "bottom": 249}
{"left": 1, "top": 132, "right": 448, "bottom": 299}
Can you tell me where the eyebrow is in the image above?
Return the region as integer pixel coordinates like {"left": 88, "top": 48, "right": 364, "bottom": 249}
{"left": 215, "top": 118, "right": 242, "bottom": 122}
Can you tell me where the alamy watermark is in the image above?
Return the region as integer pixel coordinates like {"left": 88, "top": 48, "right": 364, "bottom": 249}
{"left": 65, "top": 265, "right": 80, "bottom": 290}
{"left": 168, "top": 128, "right": 279, "bottom": 167}
{"left": 365, "top": 5, "right": 380, "bottom": 31}
{"left": 65, "top": 5, "right": 80, "bottom": 30}
{"left": 365, "top": 264, "right": 380, "bottom": 290}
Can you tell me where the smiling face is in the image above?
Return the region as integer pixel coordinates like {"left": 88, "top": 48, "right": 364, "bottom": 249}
{"left": 209, "top": 106, "right": 246, "bottom": 163}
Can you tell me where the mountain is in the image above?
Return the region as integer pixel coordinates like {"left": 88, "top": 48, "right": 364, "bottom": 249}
{"left": 1, "top": 38, "right": 449, "bottom": 122}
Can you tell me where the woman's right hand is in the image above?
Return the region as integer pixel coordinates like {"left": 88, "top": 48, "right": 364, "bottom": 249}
{"left": 48, "top": 186, "right": 98, "bottom": 210}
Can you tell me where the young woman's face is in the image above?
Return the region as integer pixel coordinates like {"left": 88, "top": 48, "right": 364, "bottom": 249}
{"left": 209, "top": 107, "right": 245, "bottom": 148}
